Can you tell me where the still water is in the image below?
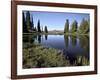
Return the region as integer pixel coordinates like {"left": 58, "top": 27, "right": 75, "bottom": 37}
{"left": 23, "top": 34, "right": 89, "bottom": 66}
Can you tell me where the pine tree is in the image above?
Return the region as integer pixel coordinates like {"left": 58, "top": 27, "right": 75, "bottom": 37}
{"left": 22, "top": 12, "right": 27, "bottom": 32}
{"left": 30, "top": 15, "right": 34, "bottom": 31}
{"left": 26, "top": 11, "right": 31, "bottom": 32}
{"left": 78, "top": 19, "right": 89, "bottom": 34}
{"left": 70, "top": 20, "right": 78, "bottom": 33}
{"left": 64, "top": 19, "right": 69, "bottom": 33}
{"left": 37, "top": 20, "right": 41, "bottom": 32}
{"left": 44, "top": 26, "right": 48, "bottom": 33}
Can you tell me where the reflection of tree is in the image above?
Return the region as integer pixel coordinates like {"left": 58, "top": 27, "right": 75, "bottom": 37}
{"left": 23, "top": 34, "right": 38, "bottom": 48}
{"left": 45, "top": 35, "right": 48, "bottom": 40}
{"left": 38, "top": 35, "right": 41, "bottom": 43}
{"left": 79, "top": 35, "right": 89, "bottom": 52}
{"left": 30, "top": 35, "right": 37, "bottom": 44}
{"left": 23, "top": 35, "right": 29, "bottom": 43}
{"left": 23, "top": 35, "right": 31, "bottom": 43}
{"left": 64, "top": 35, "right": 69, "bottom": 48}
{"left": 72, "top": 56, "right": 89, "bottom": 66}
{"left": 23, "top": 35, "right": 38, "bottom": 43}
{"left": 70, "top": 35, "right": 77, "bottom": 47}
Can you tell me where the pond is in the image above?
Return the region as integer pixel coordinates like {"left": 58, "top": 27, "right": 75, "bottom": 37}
{"left": 23, "top": 34, "right": 90, "bottom": 68}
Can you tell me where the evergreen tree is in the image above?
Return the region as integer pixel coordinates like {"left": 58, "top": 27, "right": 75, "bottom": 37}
{"left": 44, "top": 26, "right": 48, "bottom": 33}
{"left": 64, "top": 19, "right": 69, "bottom": 33}
{"left": 22, "top": 12, "right": 27, "bottom": 32}
{"left": 26, "top": 11, "right": 31, "bottom": 32}
{"left": 78, "top": 19, "right": 89, "bottom": 34}
{"left": 37, "top": 20, "right": 41, "bottom": 32}
{"left": 70, "top": 20, "right": 78, "bottom": 33}
{"left": 30, "top": 15, "right": 34, "bottom": 31}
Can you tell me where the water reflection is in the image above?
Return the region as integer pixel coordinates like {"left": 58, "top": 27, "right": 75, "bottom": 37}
{"left": 64, "top": 35, "right": 69, "bottom": 48}
{"left": 79, "top": 35, "right": 89, "bottom": 53}
{"left": 23, "top": 34, "right": 89, "bottom": 67}
{"left": 70, "top": 35, "right": 77, "bottom": 47}
{"left": 38, "top": 35, "right": 41, "bottom": 43}
{"left": 23, "top": 34, "right": 89, "bottom": 52}
{"left": 23, "top": 35, "right": 89, "bottom": 50}
{"left": 45, "top": 35, "right": 48, "bottom": 40}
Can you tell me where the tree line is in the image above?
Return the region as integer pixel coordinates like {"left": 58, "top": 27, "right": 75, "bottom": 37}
{"left": 23, "top": 11, "right": 48, "bottom": 33}
{"left": 64, "top": 19, "right": 89, "bottom": 34}
{"left": 23, "top": 11, "right": 89, "bottom": 34}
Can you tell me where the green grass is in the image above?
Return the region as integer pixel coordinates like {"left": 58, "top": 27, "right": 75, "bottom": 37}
{"left": 23, "top": 44, "right": 89, "bottom": 68}
{"left": 23, "top": 32, "right": 64, "bottom": 35}
{"left": 64, "top": 32, "right": 89, "bottom": 36}
{"left": 23, "top": 45, "right": 70, "bottom": 68}
{"left": 23, "top": 31, "right": 89, "bottom": 36}
{"left": 23, "top": 45, "right": 69, "bottom": 68}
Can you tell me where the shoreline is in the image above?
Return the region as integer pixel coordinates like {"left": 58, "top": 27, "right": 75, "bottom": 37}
{"left": 23, "top": 32, "right": 89, "bottom": 36}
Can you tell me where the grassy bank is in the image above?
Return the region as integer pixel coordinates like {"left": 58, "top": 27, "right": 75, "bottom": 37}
{"left": 23, "top": 32, "right": 89, "bottom": 36}
{"left": 23, "top": 44, "right": 89, "bottom": 68}
{"left": 23, "top": 45, "right": 70, "bottom": 68}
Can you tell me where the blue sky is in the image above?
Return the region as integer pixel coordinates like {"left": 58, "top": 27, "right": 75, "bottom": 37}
{"left": 23, "top": 11, "right": 89, "bottom": 31}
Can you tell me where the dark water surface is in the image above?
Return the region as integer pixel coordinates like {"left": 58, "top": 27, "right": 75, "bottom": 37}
{"left": 23, "top": 34, "right": 89, "bottom": 67}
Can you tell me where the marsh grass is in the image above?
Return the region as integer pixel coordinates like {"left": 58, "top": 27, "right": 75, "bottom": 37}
{"left": 23, "top": 45, "right": 70, "bottom": 68}
{"left": 23, "top": 44, "right": 89, "bottom": 68}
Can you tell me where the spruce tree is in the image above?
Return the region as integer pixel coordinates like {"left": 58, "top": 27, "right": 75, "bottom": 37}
{"left": 44, "top": 26, "right": 48, "bottom": 33}
{"left": 78, "top": 19, "right": 89, "bottom": 34}
{"left": 37, "top": 20, "right": 41, "bottom": 32}
{"left": 22, "top": 12, "right": 27, "bottom": 33}
{"left": 26, "top": 11, "right": 31, "bottom": 32}
{"left": 64, "top": 19, "right": 69, "bottom": 33}
{"left": 70, "top": 20, "right": 78, "bottom": 33}
{"left": 30, "top": 15, "right": 34, "bottom": 31}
